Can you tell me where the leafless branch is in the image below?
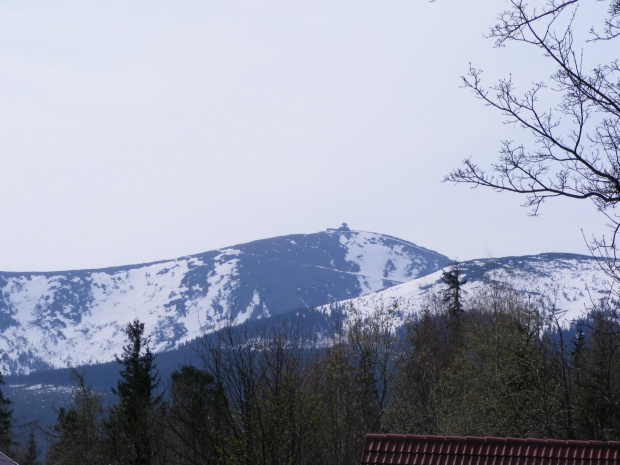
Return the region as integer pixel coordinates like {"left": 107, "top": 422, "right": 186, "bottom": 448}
{"left": 446, "top": 0, "right": 620, "bottom": 267}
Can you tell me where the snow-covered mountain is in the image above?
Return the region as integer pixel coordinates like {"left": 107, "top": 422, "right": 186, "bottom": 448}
{"left": 321, "top": 253, "right": 616, "bottom": 325}
{"left": 0, "top": 226, "right": 450, "bottom": 375}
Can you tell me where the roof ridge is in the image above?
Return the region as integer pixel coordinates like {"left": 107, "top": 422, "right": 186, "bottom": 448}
{"left": 365, "top": 434, "right": 620, "bottom": 447}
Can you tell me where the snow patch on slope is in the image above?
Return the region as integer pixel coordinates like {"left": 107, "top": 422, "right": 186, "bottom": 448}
{"left": 178, "top": 249, "right": 241, "bottom": 339}
{"left": 339, "top": 231, "right": 432, "bottom": 293}
{"left": 320, "top": 255, "right": 616, "bottom": 326}
{"left": 0, "top": 230, "right": 450, "bottom": 375}
{"left": 0, "top": 260, "right": 193, "bottom": 372}
{"left": 0, "top": 253, "right": 244, "bottom": 373}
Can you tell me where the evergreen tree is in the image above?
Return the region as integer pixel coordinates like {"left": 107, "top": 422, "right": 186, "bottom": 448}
{"left": 441, "top": 262, "right": 467, "bottom": 320}
{"left": 107, "top": 319, "right": 163, "bottom": 465}
{"left": 0, "top": 372, "right": 13, "bottom": 454}
{"left": 46, "top": 370, "right": 106, "bottom": 465}
{"left": 19, "top": 427, "right": 40, "bottom": 465}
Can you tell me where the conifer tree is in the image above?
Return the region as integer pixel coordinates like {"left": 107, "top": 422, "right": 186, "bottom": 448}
{"left": 441, "top": 262, "right": 467, "bottom": 320}
{"left": 0, "top": 373, "right": 13, "bottom": 454}
{"left": 19, "top": 427, "right": 40, "bottom": 465}
{"left": 107, "top": 319, "right": 162, "bottom": 465}
{"left": 46, "top": 370, "right": 106, "bottom": 465}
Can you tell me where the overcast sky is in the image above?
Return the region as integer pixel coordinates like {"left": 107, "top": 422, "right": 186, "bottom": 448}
{"left": 0, "top": 1, "right": 613, "bottom": 272}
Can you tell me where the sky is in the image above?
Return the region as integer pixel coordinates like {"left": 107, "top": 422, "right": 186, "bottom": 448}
{"left": 0, "top": 1, "right": 614, "bottom": 272}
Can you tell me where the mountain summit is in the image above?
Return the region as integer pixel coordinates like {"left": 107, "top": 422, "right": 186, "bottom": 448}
{"left": 0, "top": 228, "right": 451, "bottom": 375}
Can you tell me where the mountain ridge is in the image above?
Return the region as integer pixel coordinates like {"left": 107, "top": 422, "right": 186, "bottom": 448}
{"left": 2, "top": 227, "right": 612, "bottom": 378}
{"left": 319, "top": 251, "right": 614, "bottom": 325}
{"left": 0, "top": 228, "right": 451, "bottom": 375}
{"left": 0, "top": 228, "right": 442, "bottom": 276}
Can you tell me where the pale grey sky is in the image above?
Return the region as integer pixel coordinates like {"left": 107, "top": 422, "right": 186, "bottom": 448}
{"left": 0, "top": 1, "right": 612, "bottom": 271}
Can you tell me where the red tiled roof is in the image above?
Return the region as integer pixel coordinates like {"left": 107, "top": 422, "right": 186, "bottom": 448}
{"left": 360, "top": 434, "right": 620, "bottom": 465}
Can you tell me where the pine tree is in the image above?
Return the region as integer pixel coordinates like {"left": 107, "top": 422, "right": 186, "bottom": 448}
{"left": 107, "top": 319, "right": 162, "bottom": 465}
{"left": 441, "top": 262, "right": 467, "bottom": 320}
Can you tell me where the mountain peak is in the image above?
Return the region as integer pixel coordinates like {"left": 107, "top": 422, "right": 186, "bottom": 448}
{"left": 0, "top": 229, "right": 450, "bottom": 375}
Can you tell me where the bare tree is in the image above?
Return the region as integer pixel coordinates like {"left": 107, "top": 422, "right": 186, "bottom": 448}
{"left": 445, "top": 0, "right": 620, "bottom": 272}
{"left": 199, "top": 321, "right": 323, "bottom": 465}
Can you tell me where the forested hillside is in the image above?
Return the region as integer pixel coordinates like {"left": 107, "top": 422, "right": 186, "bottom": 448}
{"left": 30, "top": 275, "right": 619, "bottom": 465}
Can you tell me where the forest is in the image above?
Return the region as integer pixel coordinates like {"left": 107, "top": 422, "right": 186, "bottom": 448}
{"left": 1, "top": 264, "right": 617, "bottom": 465}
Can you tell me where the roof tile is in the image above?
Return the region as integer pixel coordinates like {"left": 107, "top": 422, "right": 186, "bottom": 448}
{"left": 360, "top": 435, "right": 620, "bottom": 465}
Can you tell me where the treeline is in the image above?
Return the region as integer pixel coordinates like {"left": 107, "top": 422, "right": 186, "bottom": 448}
{"left": 5, "top": 269, "right": 620, "bottom": 464}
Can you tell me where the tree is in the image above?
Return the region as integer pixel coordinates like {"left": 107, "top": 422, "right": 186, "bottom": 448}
{"left": 571, "top": 307, "right": 620, "bottom": 440}
{"left": 441, "top": 262, "right": 467, "bottom": 320}
{"left": 0, "top": 373, "right": 12, "bottom": 454}
{"left": 107, "top": 319, "right": 163, "bottom": 465}
{"left": 199, "top": 321, "right": 323, "bottom": 465}
{"left": 346, "top": 300, "right": 407, "bottom": 428}
{"left": 314, "top": 341, "right": 360, "bottom": 465}
{"left": 19, "top": 427, "right": 40, "bottom": 465}
{"left": 445, "top": 0, "right": 620, "bottom": 271}
{"left": 442, "top": 2, "right": 620, "bottom": 437}
{"left": 45, "top": 370, "right": 106, "bottom": 465}
{"left": 165, "top": 365, "right": 227, "bottom": 465}
{"left": 387, "top": 296, "right": 452, "bottom": 435}
{"left": 387, "top": 282, "right": 586, "bottom": 439}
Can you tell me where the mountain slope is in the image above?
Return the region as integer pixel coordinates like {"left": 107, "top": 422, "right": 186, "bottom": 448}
{"left": 5, "top": 252, "right": 616, "bottom": 433}
{"left": 0, "top": 227, "right": 451, "bottom": 375}
{"left": 321, "top": 253, "right": 616, "bottom": 323}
